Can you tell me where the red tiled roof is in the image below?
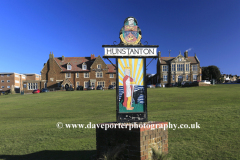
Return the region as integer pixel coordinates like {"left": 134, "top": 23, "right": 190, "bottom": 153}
{"left": 54, "top": 56, "right": 116, "bottom": 73}
{"left": 160, "top": 56, "right": 198, "bottom": 64}
{"left": 107, "top": 64, "right": 116, "bottom": 73}
{"left": 54, "top": 57, "right": 96, "bottom": 72}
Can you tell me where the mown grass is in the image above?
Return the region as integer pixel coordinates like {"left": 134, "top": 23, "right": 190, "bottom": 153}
{"left": 0, "top": 85, "right": 240, "bottom": 160}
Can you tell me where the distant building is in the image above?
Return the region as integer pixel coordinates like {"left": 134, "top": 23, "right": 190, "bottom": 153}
{"left": 40, "top": 52, "right": 116, "bottom": 90}
{"left": 156, "top": 51, "right": 201, "bottom": 85}
{"left": 222, "top": 74, "right": 239, "bottom": 83}
{"left": 0, "top": 72, "right": 41, "bottom": 93}
{"left": 22, "top": 74, "right": 42, "bottom": 93}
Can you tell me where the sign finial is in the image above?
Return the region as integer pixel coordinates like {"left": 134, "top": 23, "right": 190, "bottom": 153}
{"left": 119, "top": 17, "right": 142, "bottom": 45}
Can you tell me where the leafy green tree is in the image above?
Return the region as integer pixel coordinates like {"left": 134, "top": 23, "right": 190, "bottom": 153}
{"left": 202, "top": 67, "right": 209, "bottom": 80}
{"left": 202, "top": 65, "right": 222, "bottom": 82}
{"left": 208, "top": 65, "right": 221, "bottom": 80}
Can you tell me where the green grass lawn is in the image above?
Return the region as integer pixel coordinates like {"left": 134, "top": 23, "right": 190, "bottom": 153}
{"left": 0, "top": 85, "right": 240, "bottom": 160}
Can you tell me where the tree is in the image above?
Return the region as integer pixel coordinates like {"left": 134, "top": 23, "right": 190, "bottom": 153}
{"left": 202, "top": 67, "right": 210, "bottom": 80}
{"left": 220, "top": 76, "right": 225, "bottom": 83}
{"left": 202, "top": 65, "right": 222, "bottom": 82}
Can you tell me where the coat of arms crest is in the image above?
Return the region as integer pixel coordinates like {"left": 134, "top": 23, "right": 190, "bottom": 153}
{"left": 119, "top": 17, "right": 142, "bottom": 45}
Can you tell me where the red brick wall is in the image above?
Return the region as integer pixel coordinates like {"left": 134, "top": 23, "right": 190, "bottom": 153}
{"left": 41, "top": 56, "right": 116, "bottom": 89}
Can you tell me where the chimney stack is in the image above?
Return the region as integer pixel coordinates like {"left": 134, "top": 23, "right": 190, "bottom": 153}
{"left": 158, "top": 51, "right": 161, "bottom": 58}
{"left": 184, "top": 50, "right": 188, "bottom": 58}
{"left": 62, "top": 55, "right": 65, "bottom": 62}
{"left": 49, "top": 52, "right": 54, "bottom": 59}
{"left": 91, "top": 54, "right": 95, "bottom": 60}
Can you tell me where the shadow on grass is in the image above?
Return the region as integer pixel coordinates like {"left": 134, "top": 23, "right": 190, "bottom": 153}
{"left": 0, "top": 150, "right": 96, "bottom": 160}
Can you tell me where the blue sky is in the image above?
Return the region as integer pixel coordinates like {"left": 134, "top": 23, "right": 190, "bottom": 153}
{"left": 0, "top": 0, "right": 239, "bottom": 75}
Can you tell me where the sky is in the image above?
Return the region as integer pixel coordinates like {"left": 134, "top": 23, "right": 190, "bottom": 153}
{"left": 0, "top": 0, "right": 239, "bottom": 75}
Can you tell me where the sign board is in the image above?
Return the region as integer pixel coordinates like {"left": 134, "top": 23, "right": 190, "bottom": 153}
{"left": 118, "top": 58, "right": 145, "bottom": 112}
{"left": 102, "top": 17, "right": 159, "bottom": 122}
{"left": 104, "top": 47, "right": 157, "bottom": 57}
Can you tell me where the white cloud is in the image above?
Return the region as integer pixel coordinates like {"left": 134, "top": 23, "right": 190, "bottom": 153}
{"left": 186, "top": 48, "right": 192, "bottom": 52}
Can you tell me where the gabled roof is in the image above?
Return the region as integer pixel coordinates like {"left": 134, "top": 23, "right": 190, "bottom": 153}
{"left": 51, "top": 55, "right": 116, "bottom": 73}
{"left": 61, "top": 78, "right": 73, "bottom": 86}
{"left": 107, "top": 64, "right": 116, "bottom": 73}
{"left": 54, "top": 57, "right": 96, "bottom": 72}
{"left": 159, "top": 57, "right": 175, "bottom": 64}
{"left": 160, "top": 56, "right": 198, "bottom": 64}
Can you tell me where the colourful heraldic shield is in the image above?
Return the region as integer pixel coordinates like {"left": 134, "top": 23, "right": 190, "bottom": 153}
{"left": 120, "top": 17, "right": 142, "bottom": 45}
{"left": 118, "top": 58, "right": 145, "bottom": 113}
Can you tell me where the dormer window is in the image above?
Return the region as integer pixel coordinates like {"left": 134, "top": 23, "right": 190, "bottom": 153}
{"left": 97, "top": 64, "right": 101, "bottom": 69}
{"left": 67, "top": 63, "right": 72, "bottom": 70}
{"left": 82, "top": 63, "right": 87, "bottom": 70}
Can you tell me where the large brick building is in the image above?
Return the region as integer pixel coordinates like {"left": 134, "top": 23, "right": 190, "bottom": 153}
{"left": 0, "top": 72, "right": 41, "bottom": 93}
{"left": 40, "top": 52, "right": 116, "bottom": 90}
{"left": 157, "top": 50, "right": 201, "bottom": 85}
{"left": 22, "top": 73, "right": 42, "bottom": 93}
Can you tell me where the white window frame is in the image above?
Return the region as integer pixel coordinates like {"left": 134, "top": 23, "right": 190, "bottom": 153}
{"left": 28, "top": 83, "right": 38, "bottom": 90}
{"left": 96, "top": 72, "right": 103, "bottom": 78}
{"left": 15, "top": 80, "right": 19, "bottom": 83}
{"left": 15, "top": 75, "right": 19, "bottom": 77}
{"left": 97, "top": 64, "right": 101, "bottom": 69}
{"left": 7, "top": 80, "right": 10, "bottom": 83}
{"left": 192, "top": 65, "right": 198, "bottom": 71}
{"left": 28, "top": 83, "right": 32, "bottom": 90}
{"left": 1, "top": 80, "right": 4, "bottom": 83}
{"left": 82, "top": 64, "right": 87, "bottom": 70}
{"left": 186, "top": 64, "right": 189, "bottom": 71}
{"left": 97, "top": 81, "right": 105, "bottom": 87}
{"left": 1, "top": 86, "right": 4, "bottom": 88}
{"left": 84, "top": 73, "right": 89, "bottom": 78}
{"left": 193, "top": 75, "right": 197, "bottom": 81}
{"left": 172, "top": 64, "right": 175, "bottom": 71}
{"left": 67, "top": 64, "right": 72, "bottom": 70}
{"left": 172, "top": 75, "right": 175, "bottom": 81}
{"left": 181, "top": 64, "right": 184, "bottom": 71}
{"left": 177, "top": 64, "right": 184, "bottom": 71}
{"left": 66, "top": 73, "right": 71, "bottom": 78}
{"left": 7, "top": 86, "right": 10, "bottom": 88}
{"left": 186, "top": 75, "right": 189, "bottom": 81}
{"left": 163, "top": 75, "right": 167, "bottom": 82}
{"left": 76, "top": 81, "right": 80, "bottom": 87}
{"left": 36, "top": 75, "right": 39, "bottom": 78}
{"left": 84, "top": 81, "right": 89, "bottom": 88}
{"left": 76, "top": 73, "right": 79, "bottom": 78}
{"left": 7, "top": 74, "right": 10, "bottom": 77}
{"left": 1, "top": 75, "right": 4, "bottom": 77}
{"left": 162, "top": 65, "right": 168, "bottom": 72}
{"left": 109, "top": 74, "right": 114, "bottom": 78}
